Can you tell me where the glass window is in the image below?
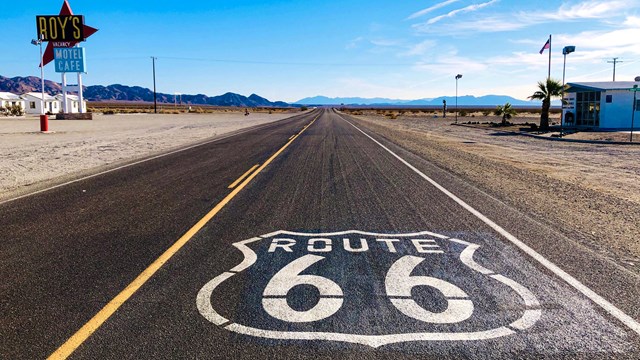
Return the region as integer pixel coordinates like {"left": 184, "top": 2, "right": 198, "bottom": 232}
{"left": 606, "top": 95, "right": 612, "bottom": 103}
{"left": 30, "top": 102, "right": 36, "bottom": 109}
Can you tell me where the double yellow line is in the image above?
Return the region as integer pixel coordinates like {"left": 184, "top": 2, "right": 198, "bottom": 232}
{"left": 48, "top": 114, "right": 320, "bottom": 359}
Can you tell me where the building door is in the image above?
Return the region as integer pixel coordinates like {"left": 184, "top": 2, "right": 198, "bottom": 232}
{"left": 575, "top": 91, "right": 600, "bottom": 127}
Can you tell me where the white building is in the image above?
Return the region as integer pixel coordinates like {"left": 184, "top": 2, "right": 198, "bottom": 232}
{"left": 21, "top": 92, "right": 61, "bottom": 115}
{"left": 0, "top": 92, "right": 25, "bottom": 110}
{"left": 563, "top": 81, "right": 640, "bottom": 130}
{"left": 54, "top": 94, "right": 87, "bottom": 114}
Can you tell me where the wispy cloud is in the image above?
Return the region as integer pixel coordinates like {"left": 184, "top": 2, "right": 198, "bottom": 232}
{"left": 346, "top": 37, "right": 364, "bottom": 50}
{"left": 529, "top": 0, "right": 633, "bottom": 21}
{"left": 407, "top": 0, "right": 461, "bottom": 20}
{"left": 400, "top": 39, "right": 438, "bottom": 56}
{"left": 425, "top": 0, "right": 499, "bottom": 25}
{"left": 414, "top": 0, "right": 640, "bottom": 34}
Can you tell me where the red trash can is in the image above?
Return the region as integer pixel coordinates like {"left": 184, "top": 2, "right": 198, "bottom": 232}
{"left": 40, "top": 114, "right": 49, "bottom": 132}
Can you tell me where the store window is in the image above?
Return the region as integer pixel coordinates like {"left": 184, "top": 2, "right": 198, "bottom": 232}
{"left": 575, "top": 91, "right": 600, "bottom": 127}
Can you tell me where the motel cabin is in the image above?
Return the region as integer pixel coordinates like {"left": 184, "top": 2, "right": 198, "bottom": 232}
{"left": 21, "top": 92, "right": 61, "bottom": 115}
{"left": 54, "top": 94, "right": 87, "bottom": 114}
{"left": 563, "top": 80, "right": 640, "bottom": 130}
{"left": 0, "top": 92, "right": 25, "bottom": 111}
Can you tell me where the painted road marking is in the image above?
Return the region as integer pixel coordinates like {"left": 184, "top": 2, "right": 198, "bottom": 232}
{"left": 228, "top": 164, "right": 260, "bottom": 189}
{"left": 197, "top": 230, "right": 540, "bottom": 347}
{"left": 47, "top": 114, "right": 320, "bottom": 359}
{"left": 338, "top": 113, "right": 640, "bottom": 336}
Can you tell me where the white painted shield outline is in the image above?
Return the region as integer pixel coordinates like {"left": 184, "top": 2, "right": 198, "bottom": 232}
{"left": 197, "top": 230, "right": 541, "bottom": 348}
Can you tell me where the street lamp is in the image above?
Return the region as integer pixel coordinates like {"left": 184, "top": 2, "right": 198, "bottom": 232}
{"left": 455, "top": 74, "right": 462, "bottom": 123}
{"left": 31, "top": 34, "right": 48, "bottom": 132}
{"left": 561, "top": 46, "right": 575, "bottom": 134}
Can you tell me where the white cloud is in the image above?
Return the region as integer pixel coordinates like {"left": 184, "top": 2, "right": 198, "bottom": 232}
{"left": 528, "top": 0, "right": 634, "bottom": 21}
{"left": 346, "top": 37, "right": 364, "bottom": 50}
{"left": 407, "top": 0, "right": 461, "bottom": 20}
{"left": 413, "top": 0, "right": 640, "bottom": 34}
{"left": 401, "top": 39, "right": 438, "bottom": 56}
{"left": 425, "top": 0, "right": 499, "bottom": 25}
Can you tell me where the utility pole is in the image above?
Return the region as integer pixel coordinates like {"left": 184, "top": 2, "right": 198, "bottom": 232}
{"left": 151, "top": 56, "right": 157, "bottom": 113}
{"left": 607, "top": 58, "right": 622, "bottom": 81}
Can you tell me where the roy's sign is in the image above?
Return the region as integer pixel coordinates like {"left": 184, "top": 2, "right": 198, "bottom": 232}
{"left": 197, "top": 230, "right": 542, "bottom": 348}
{"left": 36, "top": 15, "right": 85, "bottom": 42}
{"left": 54, "top": 47, "right": 86, "bottom": 73}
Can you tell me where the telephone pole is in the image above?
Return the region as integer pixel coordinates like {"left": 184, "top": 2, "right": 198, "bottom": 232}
{"left": 607, "top": 58, "right": 623, "bottom": 81}
{"left": 151, "top": 56, "right": 157, "bottom": 113}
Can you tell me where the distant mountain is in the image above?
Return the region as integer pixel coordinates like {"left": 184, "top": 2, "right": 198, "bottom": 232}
{"left": 0, "top": 76, "right": 62, "bottom": 95}
{"left": 295, "top": 96, "right": 413, "bottom": 106}
{"left": 0, "top": 75, "right": 291, "bottom": 107}
{"left": 296, "top": 94, "right": 541, "bottom": 106}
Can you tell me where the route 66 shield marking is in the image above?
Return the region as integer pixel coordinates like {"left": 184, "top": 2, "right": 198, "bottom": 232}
{"left": 197, "top": 230, "right": 541, "bottom": 348}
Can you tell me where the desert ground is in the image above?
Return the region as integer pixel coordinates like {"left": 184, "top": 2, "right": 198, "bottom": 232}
{"left": 0, "top": 110, "right": 299, "bottom": 200}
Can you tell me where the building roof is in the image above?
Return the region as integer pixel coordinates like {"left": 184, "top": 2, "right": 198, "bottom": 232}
{"left": 54, "top": 94, "right": 82, "bottom": 101}
{"left": 22, "top": 92, "right": 58, "bottom": 101}
{"left": 566, "top": 81, "right": 640, "bottom": 92}
{"left": 0, "top": 92, "right": 23, "bottom": 100}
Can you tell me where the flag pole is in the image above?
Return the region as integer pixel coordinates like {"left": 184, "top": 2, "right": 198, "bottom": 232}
{"left": 547, "top": 34, "right": 552, "bottom": 80}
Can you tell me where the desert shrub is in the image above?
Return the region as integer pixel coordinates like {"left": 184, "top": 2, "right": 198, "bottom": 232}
{"left": 300, "top": 106, "right": 308, "bottom": 111}
{"left": 482, "top": 110, "right": 491, "bottom": 116}
{"left": 103, "top": 109, "right": 116, "bottom": 115}
{"left": 9, "top": 104, "right": 24, "bottom": 116}
{"left": 385, "top": 113, "right": 398, "bottom": 119}
{"left": 459, "top": 110, "right": 468, "bottom": 117}
{"left": 0, "top": 106, "right": 8, "bottom": 116}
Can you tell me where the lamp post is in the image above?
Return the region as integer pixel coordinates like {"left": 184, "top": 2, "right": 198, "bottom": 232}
{"left": 455, "top": 74, "right": 462, "bottom": 123}
{"left": 631, "top": 84, "right": 638, "bottom": 142}
{"left": 561, "top": 46, "right": 575, "bottom": 135}
{"left": 31, "top": 34, "right": 47, "bottom": 132}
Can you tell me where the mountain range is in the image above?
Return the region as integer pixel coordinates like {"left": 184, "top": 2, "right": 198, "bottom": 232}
{"left": 0, "top": 76, "right": 290, "bottom": 108}
{"left": 294, "top": 95, "right": 541, "bottom": 106}
{"left": 1, "top": 75, "right": 547, "bottom": 108}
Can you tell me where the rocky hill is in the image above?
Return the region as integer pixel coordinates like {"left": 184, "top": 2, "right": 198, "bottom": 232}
{"left": 0, "top": 75, "right": 291, "bottom": 107}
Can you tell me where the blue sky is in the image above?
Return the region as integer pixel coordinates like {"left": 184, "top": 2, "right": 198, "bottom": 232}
{"left": 2, "top": 0, "right": 639, "bottom": 102}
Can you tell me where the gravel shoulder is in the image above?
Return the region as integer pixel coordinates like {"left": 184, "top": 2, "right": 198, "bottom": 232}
{"left": 343, "top": 111, "right": 640, "bottom": 274}
{"left": 0, "top": 111, "right": 300, "bottom": 201}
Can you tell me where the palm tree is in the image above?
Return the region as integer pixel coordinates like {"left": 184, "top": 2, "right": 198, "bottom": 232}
{"left": 529, "top": 78, "right": 563, "bottom": 131}
{"left": 494, "top": 102, "right": 517, "bottom": 125}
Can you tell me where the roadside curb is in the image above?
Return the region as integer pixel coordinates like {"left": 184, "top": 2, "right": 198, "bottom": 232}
{"left": 452, "top": 123, "right": 640, "bottom": 146}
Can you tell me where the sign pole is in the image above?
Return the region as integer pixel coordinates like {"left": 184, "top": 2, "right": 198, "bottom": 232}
{"left": 632, "top": 85, "right": 638, "bottom": 142}
{"left": 77, "top": 72, "right": 84, "bottom": 113}
{"left": 62, "top": 72, "right": 68, "bottom": 113}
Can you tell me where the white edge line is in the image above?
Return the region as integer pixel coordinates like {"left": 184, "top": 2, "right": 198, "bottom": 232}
{"left": 0, "top": 112, "right": 314, "bottom": 206}
{"left": 339, "top": 114, "right": 640, "bottom": 336}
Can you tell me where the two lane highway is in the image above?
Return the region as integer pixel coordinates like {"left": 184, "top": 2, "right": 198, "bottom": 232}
{"left": 1, "top": 109, "right": 638, "bottom": 359}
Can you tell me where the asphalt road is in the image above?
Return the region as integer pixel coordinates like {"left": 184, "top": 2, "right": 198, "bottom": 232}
{"left": 1, "top": 108, "right": 639, "bottom": 359}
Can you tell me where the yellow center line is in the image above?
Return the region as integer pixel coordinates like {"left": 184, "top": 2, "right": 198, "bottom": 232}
{"left": 47, "top": 113, "right": 320, "bottom": 360}
{"left": 228, "top": 164, "right": 260, "bottom": 189}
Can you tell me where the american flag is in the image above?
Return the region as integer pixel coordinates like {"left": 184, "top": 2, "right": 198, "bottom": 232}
{"left": 539, "top": 39, "right": 550, "bottom": 54}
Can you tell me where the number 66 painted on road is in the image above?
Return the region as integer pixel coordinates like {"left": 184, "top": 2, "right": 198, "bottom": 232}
{"left": 262, "top": 254, "right": 473, "bottom": 324}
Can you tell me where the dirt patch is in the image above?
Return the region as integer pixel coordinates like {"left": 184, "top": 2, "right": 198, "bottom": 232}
{"left": 343, "top": 111, "right": 640, "bottom": 273}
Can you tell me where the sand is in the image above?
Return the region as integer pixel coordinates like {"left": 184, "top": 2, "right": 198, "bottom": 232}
{"left": 0, "top": 111, "right": 299, "bottom": 200}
